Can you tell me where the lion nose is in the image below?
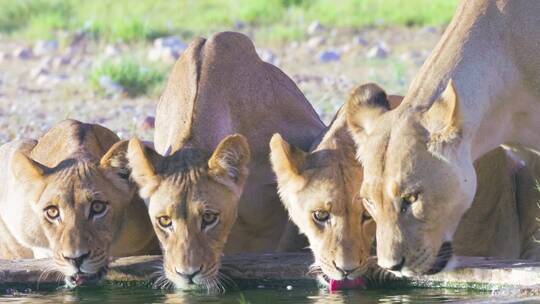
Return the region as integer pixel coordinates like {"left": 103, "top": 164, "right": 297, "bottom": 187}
{"left": 333, "top": 261, "right": 359, "bottom": 277}
{"left": 176, "top": 265, "right": 202, "bottom": 284}
{"left": 63, "top": 251, "right": 90, "bottom": 268}
{"left": 387, "top": 257, "right": 405, "bottom": 271}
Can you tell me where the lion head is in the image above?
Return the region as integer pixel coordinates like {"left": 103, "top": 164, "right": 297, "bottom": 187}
{"left": 345, "top": 81, "right": 476, "bottom": 276}
{"left": 127, "top": 135, "right": 250, "bottom": 291}
{"left": 269, "top": 90, "right": 403, "bottom": 287}
{"left": 10, "top": 121, "right": 138, "bottom": 286}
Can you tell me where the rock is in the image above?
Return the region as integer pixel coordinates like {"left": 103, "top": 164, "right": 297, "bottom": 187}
{"left": 319, "top": 50, "right": 341, "bottom": 63}
{"left": 30, "top": 67, "right": 48, "bottom": 79}
{"left": 104, "top": 45, "right": 121, "bottom": 58}
{"left": 148, "top": 36, "right": 187, "bottom": 62}
{"left": 0, "top": 52, "right": 8, "bottom": 63}
{"left": 141, "top": 116, "right": 155, "bottom": 131}
{"left": 353, "top": 35, "right": 368, "bottom": 46}
{"left": 13, "top": 47, "right": 33, "bottom": 60}
{"left": 421, "top": 26, "right": 438, "bottom": 34}
{"left": 366, "top": 43, "right": 389, "bottom": 59}
{"left": 256, "top": 48, "right": 278, "bottom": 65}
{"left": 52, "top": 56, "right": 72, "bottom": 69}
{"left": 98, "top": 76, "right": 124, "bottom": 96}
{"left": 33, "top": 40, "right": 58, "bottom": 56}
{"left": 306, "top": 36, "right": 326, "bottom": 49}
{"left": 234, "top": 20, "right": 246, "bottom": 30}
{"left": 307, "top": 21, "right": 324, "bottom": 35}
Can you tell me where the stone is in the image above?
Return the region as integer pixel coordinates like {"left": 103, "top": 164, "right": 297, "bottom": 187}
{"left": 366, "top": 43, "right": 389, "bottom": 59}
{"left": 319, "top": 50, "right": 341, "bottom": 63}
{"left": 98, "top": 75, "right": 124, "bottom": 96}
{"left": 13, "top": 47, "right": 33, "bottom": 60}
{"left": 33, "top": 40, "right": 58, "bottom": 56}
{"left": 306, "top": 36, "right": 326, "bottom": 49}
{"left": 256, "top": 48, "right": 278, "bottom": 65}
{"left": 141, "top": 116, "right": 155, "bottom": 131}
{"left": 353, "top": 35, "right": 368, "bottom": 46}
{"left": 148, "top": 36, "right": 187, "bottom": 62}
{"left": 104, "top": 45, "right": 121, "bottom": 58}
{"left": 307, "top": 21, "right": 324, "bottom": 35}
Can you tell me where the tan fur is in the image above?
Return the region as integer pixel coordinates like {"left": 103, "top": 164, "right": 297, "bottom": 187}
{"left": 127, "top": 32, "right": 324, "bottom": 290}
{"left": 345, "top": 0, "right": 540, "bottom": 276}
{"left": 0, "top": 120, "right": 159, "bottom": 283}
{"left": 274, "top": 87, "right": 540, "bottom": 284}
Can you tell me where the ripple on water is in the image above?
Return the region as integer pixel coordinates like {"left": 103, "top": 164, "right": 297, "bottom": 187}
{"left": 0, "top": 285, "right": 520, "bottom": 304}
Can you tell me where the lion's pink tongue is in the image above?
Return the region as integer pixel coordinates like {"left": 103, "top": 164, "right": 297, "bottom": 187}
{"left": 329, "top": 277, "right": 366, "bottom": 291}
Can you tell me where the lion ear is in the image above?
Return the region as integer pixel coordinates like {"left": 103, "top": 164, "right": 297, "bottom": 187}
{"left": 11, "top": 151, "right": 47, "bottom": 184}
{"left": 421, "top": 79, "right": 462, "bottom": 144}
{"left": 208, "top": 134, "right": 251, "bottom": 192}
{"left": 345, "top": 83, "right": 390, "bottom": 149}
{"left": 269, "top": 133, "right": 308, "bottom": 193}
{"left": 127, "top": 138, "right": 162, "bottom": 199}
{"left": 100, "top": 140, "right": 130, "bottom": 179}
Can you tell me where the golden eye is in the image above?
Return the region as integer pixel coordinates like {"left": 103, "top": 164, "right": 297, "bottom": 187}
{"left": 201, "top": 212, "right": 218, "bottom": 229}
{"left": 400, "top": 193, "right": 419, "bottom": 213}
{"left": 403, "top": 193, "right": 418, "bottom": 203}
{"left": 90, "top": 200, "right": 107, "bottom": 217}
{"left": 312, "top": 210, "right": 330, "bottom": 223}
{"left": 157, "top": 216, "right": 172, "bottom": 228}
{"left": 44, "top": 206, "right": 60, "bottom": 220}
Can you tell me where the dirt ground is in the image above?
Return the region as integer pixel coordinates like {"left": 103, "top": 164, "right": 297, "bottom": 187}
{"left": 0, "top": 26, "right": 442, "bottom": 143}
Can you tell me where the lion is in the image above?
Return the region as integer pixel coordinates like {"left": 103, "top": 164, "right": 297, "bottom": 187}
{"left": 126, "top": 31, "right": 324, "bottom": 291}
{"left": 273, "top": 85, "right": 540, "bottom": 288}
{"left": 345, "top": 0, "right": 540, "bottom": 275}
{"left": 0, "top": 119, "right": 159, "bottom": 287}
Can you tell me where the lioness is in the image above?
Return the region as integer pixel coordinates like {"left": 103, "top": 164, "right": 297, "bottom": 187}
{"left": 273, "top": 85, "right": 540, "bottom": 288}
{"left": 0, "top": 119, "right": 159, "bottom": 286}
{"left": 127, "top": 32, "right": 324, "bottom": 290}
{"left": 345, "top": 0, "right": 540, "bottom": 276}
{"left": 270, "top": 89, "right": 402, "bottom": 289}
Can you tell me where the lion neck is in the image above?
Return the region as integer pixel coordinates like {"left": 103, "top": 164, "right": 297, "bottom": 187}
{"left": 401, "top": 0, "right": 540, "bottom": 160}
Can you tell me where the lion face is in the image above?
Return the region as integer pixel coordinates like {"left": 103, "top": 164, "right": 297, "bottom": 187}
{"left": 270, "top": 132, "right": 375, "bottom": 286}
{"left": 127, "top": 135, "right": 250, "bottom": 291}
{"left": 11, "top": 143, "right": 134, "bottom": 286}
{"left": 346, "top": 81, "right": 477, "bottom": 276}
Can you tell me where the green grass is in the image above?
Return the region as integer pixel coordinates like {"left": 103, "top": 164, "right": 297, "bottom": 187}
{"left": 0, "top": 0, "right": 458, "bottom": 43}
{"left": 90, "top": 59, "right": 165, "bottom": 97}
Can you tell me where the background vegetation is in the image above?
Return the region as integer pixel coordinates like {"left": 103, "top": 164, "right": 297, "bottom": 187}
{"left": 0, "top": 0, "right": 458, "bottom": 42}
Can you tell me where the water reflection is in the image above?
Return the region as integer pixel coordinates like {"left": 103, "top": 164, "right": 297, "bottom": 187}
{"left": 0, "top": 284, "right": 510, "bottom": 304}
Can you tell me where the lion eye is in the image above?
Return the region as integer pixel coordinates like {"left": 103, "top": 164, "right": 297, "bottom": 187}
{"left": 400, "top": 193, "right": 418, "bottom": 213}
{"left": 44, "top": 206, "right": 60, "bottom": 220}
{"left": 157, "top": 216, "right": 172, "bottom": 228}
{"left": 361, "top": 210, "right": 373, "bottom": 222}
{"left": 201, "top": 212, "right": 219, "bottom": 230}
{"left": 90, "top": 200, "right": 108, "bottom": 218}
{"left": 312, "top": 210, "right": 330, "bottom": 223}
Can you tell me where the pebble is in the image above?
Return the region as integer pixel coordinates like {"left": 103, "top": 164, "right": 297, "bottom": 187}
{"left": 98, "top": 75, "right": 124, "bottom": 96}
{"left": 0, "top": 51, "right": 8, "bottom": 63}
{"left": 256, "top": 48, "right": 278, "bottom": 65}
{"left": 104, "top": 44, "right": 121, "bottom": 58}
{"left": 307, "top": 20, "right": 324, "bottom": 35}
{"left": 33, "top": 40, "right": 58, "bottom": 56}
{"left": 319, "top": 50, "right": 341, "bottom": 63}
{"left": 353, "top": 35, "right": 369, "bottom": 46}
{"left": 366, "top": 43, "right": 389, "bottom": 59}
{"left": 143, "top": 117, "right": 158, "bottom": 131}
{"left": 13, "top": 47, "right": 33, "bottom": 60}
{"left": 148, "top": 36, "right": 187, "bottom": 62}
{"left": 306, "top": 36, "right": 326, "bottom": 49}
